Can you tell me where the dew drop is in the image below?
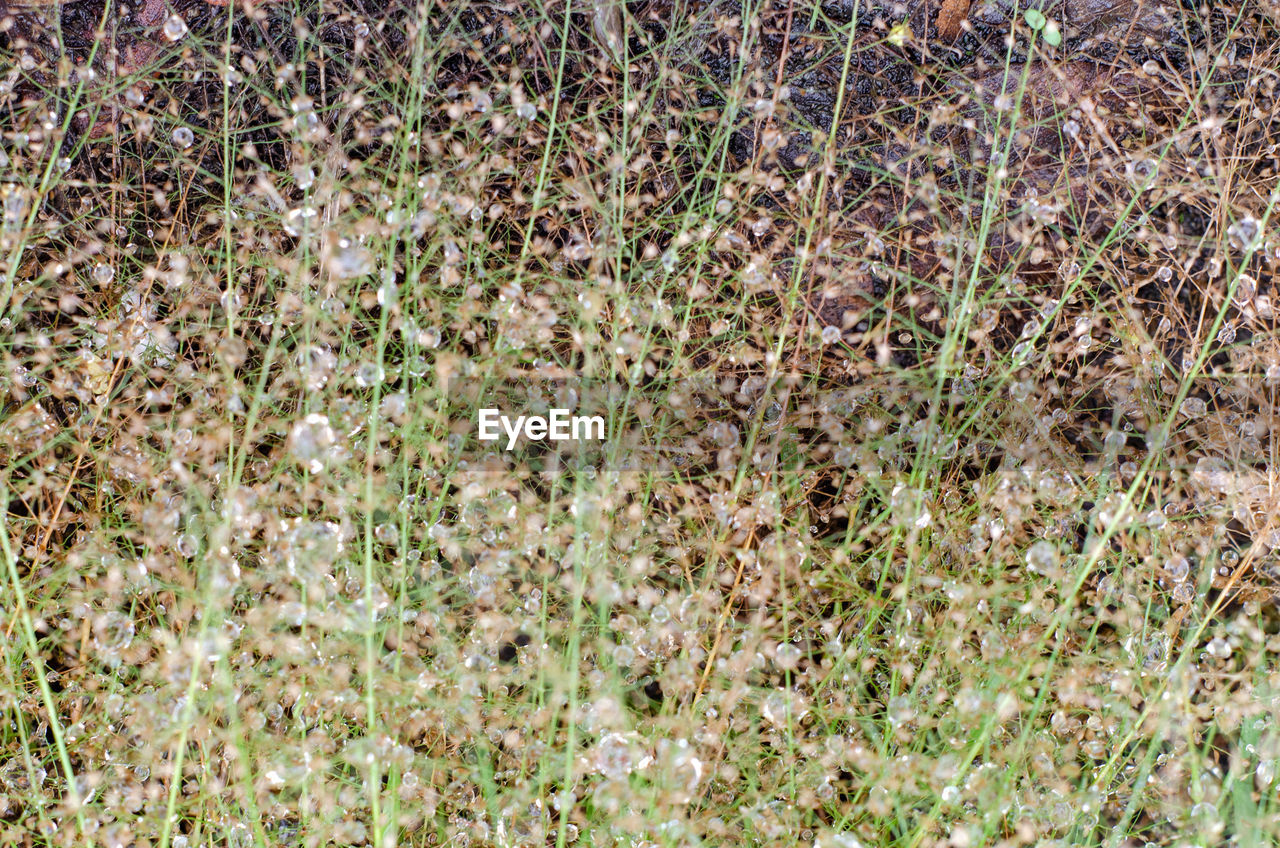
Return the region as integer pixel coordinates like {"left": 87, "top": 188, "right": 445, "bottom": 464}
{"left": 417, "top": 326, "right": 442, "bottom": 349}
{"left": 176, "top": 534, "right": 198, "bottom": 558}
{"left": 592, "top": 733, "right": 635, "bottom": 781}
{"left": 775, "top": 642, "right": 803, "bottom": 670}
{"left": 1258, "top": 760, "right": 1276, "bottom": 787}
{"left": 1025, "top": 540, "right": 1058, "bottom": 574}
{"left": 355, "top": 362, "right": 385, "bottom": 387}
{"left": 613, "top": 643, "right": 635, "bottom": 667}
{"left": 93, "top": 611, "right": 135, "bottom": 652}
{"left": 163, "top": 14, "right": 188, "bottom": 41}
{"left": 293, "top": 165, "right": 315, "bottom": 190}
{"left": 1234, "top": 273, "right": 1257, "bottom": 305}
{"left": 283, "top": 206, "right": 316, "bottom": 237}
{"left": 1228, "top": 216, "right": 1261, "bottom": 251}
{"left": 328, "top": 238, "right": 373, "bottom": 279}
{"left": 1130, "top": 158, "right": 1158, "bottom": 183}
{"left": 289, "top": 413, "right": 339, "bottom": 473}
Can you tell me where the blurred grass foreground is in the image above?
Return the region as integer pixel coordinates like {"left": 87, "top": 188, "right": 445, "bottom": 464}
{"left": 5, "top": 0, "right": 1280, "bottom": 846}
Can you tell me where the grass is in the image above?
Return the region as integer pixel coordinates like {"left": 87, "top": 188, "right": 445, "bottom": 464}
{"left": 4, "top": 0, "right": 1280, "bottom": 845}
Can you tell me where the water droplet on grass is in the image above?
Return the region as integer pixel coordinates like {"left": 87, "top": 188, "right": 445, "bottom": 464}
{"left": 613, "top": 644, "right": 635, "bottom": 667}
{"left": 1103, "top": 429, "right": 1127, "bottom": 453}
{"left": 289, "top": 96, "right": 320, "bottom": 137}
{"left": 1025, "top": 540, "right": 1058, "bottom": 574}
{"left": 776, "top": 642, "right": 802, "bottom": 670}
{"left": 93, "top": 611, "right": 135, "bottom": 652}
{"left": 92, "top": 263, "right": 114, "bottom": 284}
{"left": 1228, "top": 216, "right": 1260, "bottom": 250}
{"left": 1206, "top": 637, "right": 1232, "bottom": 658}
{"left": 1180, "top": 397, "right": 1207, "bottom": 417}
{"left": 380, "top": 392, "right": 406, "bottom": 419}
{"left": 293, "top": 165, "right": 315, "bottom": 189}
{"left": 417, "top": 326, "right": 441, "bottom": 349}
{"left": 1235, "top": 273, "right": 1257, "bottom": 304}
{"left": 1258, "top": 760, "right": 1276, "bottom": 787}
{"left": 163, "top": 14, "right": 188, "bottom": 41}
{"left": 2, "top": 187, "right": 28, "bottom": 229}
{"left": 283, "top": 206, "right": 316, "bottom": 237}
{"left": 176, "top": 534, "right": 198, "bottom": 558}
{"left": 1130, "top": 158, "right": 1157, "bottom": 182}
{"left": 171, "top": 127, "right": 194, "bottom": 148}
{"left": 593, "top": 733, "right": 635, "bottom": 780}
{"left": 296, "top": 345, "right": 336, "bottom": 391}
{"left": 355, "top": 362, "right": 384, "bottom": 387}
{"left": 328, "top": 238, "right": 372, "bottom": 279}
{"left": 887, "top": 695, "right": 915, "bottom": 725}
{"left": 375, "top": 280, "right": 397, "bottom": 306}
{"left": 289, "top": 414, "right": 338, "bottom": 473}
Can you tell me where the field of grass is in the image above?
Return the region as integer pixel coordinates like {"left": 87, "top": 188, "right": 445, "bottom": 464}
{"left": 4, "top": 0, "right": 1280, "bottom": 845}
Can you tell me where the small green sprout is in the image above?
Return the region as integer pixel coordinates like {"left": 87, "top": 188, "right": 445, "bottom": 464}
{"left": 1023, "top": 7, "right": 1062, "bottom": 46}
